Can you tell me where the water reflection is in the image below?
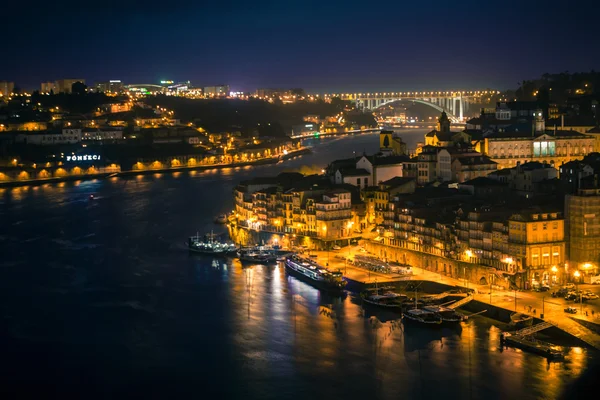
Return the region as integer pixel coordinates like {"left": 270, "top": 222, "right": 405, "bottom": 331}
{"left": 0, "top": 129, "right": 596, "bottom": 399}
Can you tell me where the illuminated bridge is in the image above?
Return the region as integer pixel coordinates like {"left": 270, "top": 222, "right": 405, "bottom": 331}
{"left": 321, "top": 90, "right": 499, "bottom": 122}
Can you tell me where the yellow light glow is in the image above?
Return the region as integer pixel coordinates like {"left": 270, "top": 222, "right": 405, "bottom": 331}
{"left": 574, "top": 270, "right": 581, "bottom": 278}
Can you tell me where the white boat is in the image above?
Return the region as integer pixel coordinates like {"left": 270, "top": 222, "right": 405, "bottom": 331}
{"left": 285, "top": 255, "right": 346, "bottom": 293}
{"left": 187, "top": 232, "right": 236, "bottom": 255}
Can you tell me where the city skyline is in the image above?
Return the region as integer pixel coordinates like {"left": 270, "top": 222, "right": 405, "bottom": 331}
{"left": 4, "top": 0, "right": 600, "bottom": 92}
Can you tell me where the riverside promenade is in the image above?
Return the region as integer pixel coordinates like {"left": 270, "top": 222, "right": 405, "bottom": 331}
{"left": 312, "top": 245, "right": 600, "bottom": 350}
{"left": 0, "top": 147, "right": 311, "bottom": 187}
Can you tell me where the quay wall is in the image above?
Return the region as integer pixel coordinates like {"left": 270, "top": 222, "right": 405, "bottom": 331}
{"left": 0, "top": 147, "right": 311, "bottom": 187}
{"left": 363, "top": 240, "right": 512, "bottom": 290}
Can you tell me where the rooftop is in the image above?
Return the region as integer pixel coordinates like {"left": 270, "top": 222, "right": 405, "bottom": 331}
{"left": 367, "top": 155, "right": 411, "bottom": 166}
{"left": 454, "top": 156, "right": 497, "bottom": 166}
{"left": 460, "top": 177, "right": 507, "bottom": 187}
{"left": 380, "top": 176, "right": 416, "bottom": 188}
{"left": 339, "top": 168, "right": 370, "bottom": 177}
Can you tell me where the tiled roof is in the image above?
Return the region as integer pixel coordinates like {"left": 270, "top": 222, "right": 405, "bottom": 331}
{"left": 460, "top": 177, "right": 507, "bottom": 187}
{"left": 340, "top": 168, "right": 370, "bottom": 177}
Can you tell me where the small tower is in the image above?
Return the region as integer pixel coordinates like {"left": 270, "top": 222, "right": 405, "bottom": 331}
{"left": 437, "top": 111, "right": 450, "bottom": 133}
{"left": 534, "top": 109, "right": 545, "bottom": 133}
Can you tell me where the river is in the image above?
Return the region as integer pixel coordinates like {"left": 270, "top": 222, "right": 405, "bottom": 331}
{"left": 0, "top": 129, "right": 597, "bottom": 399}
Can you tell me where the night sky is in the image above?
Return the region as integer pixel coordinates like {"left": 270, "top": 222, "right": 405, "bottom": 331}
{"left": 5, "top": 0, "right": 600, "bottom": 92}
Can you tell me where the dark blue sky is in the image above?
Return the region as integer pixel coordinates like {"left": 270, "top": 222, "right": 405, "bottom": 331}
{"left": 5, "top": 0, "right": 599, "bottom": 92}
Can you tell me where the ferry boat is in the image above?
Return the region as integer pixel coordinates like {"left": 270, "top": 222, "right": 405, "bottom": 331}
{"left": 509, "top": 312, "right": 534, "bottom": 329}
{"left": 284, "top": 255, "right": 346, "bottom": 293}
{"left": 237, "top": 249, "right": 278, "bottom": 264}
{"left": 422, "top": 305, "right": 467, "bottom": 323}
{"left": 187, "top": 232, "right": 237, "bottom": 255}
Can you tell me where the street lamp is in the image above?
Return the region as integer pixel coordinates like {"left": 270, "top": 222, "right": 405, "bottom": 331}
{"left": 574, "top": 270, "right": 582, "bottom": 313}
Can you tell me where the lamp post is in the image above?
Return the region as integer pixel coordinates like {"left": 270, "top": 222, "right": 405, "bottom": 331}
{"left": 322, "top": 226, "right": 328, "bottom": 266}
{"left": 489, "top": 274, "right": 493, "bottom": 304}
{"left": 574, "top": 270, "right": 582, "bottom": 313}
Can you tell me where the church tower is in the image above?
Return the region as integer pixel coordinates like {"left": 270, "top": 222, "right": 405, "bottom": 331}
{"left": 437, "top": 111, "right": 450, "bottom": 133}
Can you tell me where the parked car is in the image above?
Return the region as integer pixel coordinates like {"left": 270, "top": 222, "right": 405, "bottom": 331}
{"left": 565, "top": 283, "right": 575, "bottom": 289}
{"left": 565, "top": 293, "right": 578, "bottom": 301}
{"left": 564, "top": 307, "right": 577, "bottom": 314}
{"left": 332, "top": 245, "right": 341, "bottom": 250}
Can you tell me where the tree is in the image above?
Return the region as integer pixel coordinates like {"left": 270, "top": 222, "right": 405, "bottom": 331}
{"left": 71, "top": 81, "right": 87, "bottom": 95}
{"left": 382, "top": 134, "right": 390, "bottom": 148}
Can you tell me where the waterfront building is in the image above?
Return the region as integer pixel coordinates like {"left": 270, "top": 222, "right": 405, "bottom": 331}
{"left": 203, "top": 85, "right": 229, "bottom": 97}
{"left": 55, "top": 79, "right": 86, "bottom": 94}
{"left": 0, "top": 121, "right": 47, "bottom": 132}
{"left": 232, "top": 173, "right": 359, "bottom": 247}
{"left": 508, "top": 210, "right": 565, "bottom": 288}
{"left": 81, "top": 128, "right": 123, "bottom": 141}
{"left": 455, "top": 207, "right": 565, "bottom": 288}
{"left": 95, "top": 80, "right": 124, "bottom": 94}
{"left": 0, "top": 81, "right": 14, "bottom": 96}
{"left": 40, "top": 82, "right": 56, "bottom": 93}
{"left": 565, "top": 187, "right": 600, "bottom": 278}
{"left": 15, "top": 128, "right": 82, "bottom": 145}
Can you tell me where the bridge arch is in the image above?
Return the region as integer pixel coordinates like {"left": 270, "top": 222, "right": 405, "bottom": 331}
{"left": 372, "top": 98, "right": 461, "bottom": 123}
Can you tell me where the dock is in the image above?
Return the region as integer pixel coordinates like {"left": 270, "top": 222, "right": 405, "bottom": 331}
{"left": 512, "top": 321, "right": 553, "bottom": 336}
{"left": 501, "top": 333, "right": 564, "bottom": 360}
{"left": 448, "top": 295, "right": 473, "bottom": 309}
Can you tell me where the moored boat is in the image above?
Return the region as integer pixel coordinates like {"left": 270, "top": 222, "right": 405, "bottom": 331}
{"left": 187, "top": 232, "right": 237, "bottom": 255}
{"left": 285, "top": 254, "right": 346, "bottom": 293}
{"left": 362, "top": 292, "right": 407, "bottom": 310}
{"left": 237, "top": 249, "right": 278, "bottom": 264}
{"left": 423, "top": 305, "right": 467, "bottom": 323}
{"left": 403, "top": 308, "right": 442, "bottom": 325}
{"left": 510, "top": 312, "right": 534, "bottom": 329}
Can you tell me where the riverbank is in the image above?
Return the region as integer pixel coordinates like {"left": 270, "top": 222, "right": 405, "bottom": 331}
{"left": 302, "top": 245, "right": 600, "bottom": 350}
{"left": 0, "top": 147, "right": 311, "bottom": 188}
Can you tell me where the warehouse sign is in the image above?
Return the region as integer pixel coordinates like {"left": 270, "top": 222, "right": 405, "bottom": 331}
{"left": 66, "top": 154, "right": 101, "bottom": 162}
